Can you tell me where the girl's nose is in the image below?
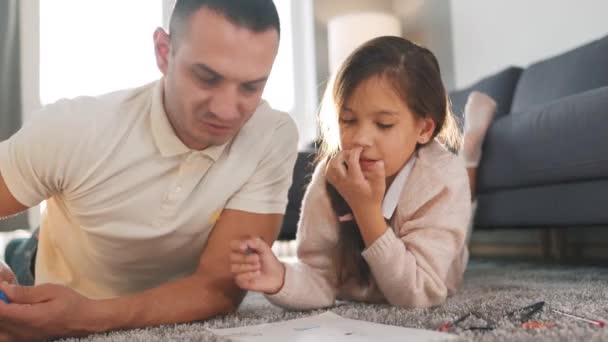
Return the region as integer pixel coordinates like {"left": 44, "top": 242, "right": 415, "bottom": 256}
{"left": 352, "top": 128, "right": 373, "bottom": 148}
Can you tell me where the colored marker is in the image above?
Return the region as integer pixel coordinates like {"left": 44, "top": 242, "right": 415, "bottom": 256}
{"left": 0, "top": 290, "right": 10, "bottom": 304}
{"left": 552, "top": 309, "right": 605, "bottom": 327}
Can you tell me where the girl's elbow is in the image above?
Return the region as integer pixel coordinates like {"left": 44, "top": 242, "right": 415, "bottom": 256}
{"left": 387, "top": 286, "right": 448, "bottom": 308}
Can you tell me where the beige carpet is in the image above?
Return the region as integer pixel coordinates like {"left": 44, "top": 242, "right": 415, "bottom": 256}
{"left": 57, "top": 258, "right": 608, "bottom": 342}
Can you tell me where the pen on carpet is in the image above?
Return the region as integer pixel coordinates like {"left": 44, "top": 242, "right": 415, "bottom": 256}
{"left": 0, "top": 290, "right": 10, "bottom": 304}
{"left": 551, "top": 309, "right": 605, "bottom": 327}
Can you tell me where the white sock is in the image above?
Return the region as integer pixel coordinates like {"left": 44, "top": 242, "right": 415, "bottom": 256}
{"left": 461, "top": 91, "right": 497, "bottom": 167}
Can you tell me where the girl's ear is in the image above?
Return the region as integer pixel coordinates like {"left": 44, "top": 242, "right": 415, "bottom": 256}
{"left": 417, "top": 116, "right": 436, "bottom": 144}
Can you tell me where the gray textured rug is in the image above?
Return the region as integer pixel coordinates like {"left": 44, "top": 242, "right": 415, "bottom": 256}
{"left": 60, "top": 259, "right": 608, "bottom": 342}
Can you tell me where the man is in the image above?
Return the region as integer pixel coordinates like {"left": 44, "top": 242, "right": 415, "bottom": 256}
{"left": 0, "top": 0, "right": 298, "bottom": 340}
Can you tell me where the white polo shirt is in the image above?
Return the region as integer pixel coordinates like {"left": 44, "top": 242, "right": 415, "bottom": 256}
{"left": 0, "top": 80, "right": 298, "bottom": 298}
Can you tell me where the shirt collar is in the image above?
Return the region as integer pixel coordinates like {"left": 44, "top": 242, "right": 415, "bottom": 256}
{"left": 150, "top": 80, "right": 229, "bottom": 161}
{"left": 382, "top": 155, "right": 416, "bottom": 220}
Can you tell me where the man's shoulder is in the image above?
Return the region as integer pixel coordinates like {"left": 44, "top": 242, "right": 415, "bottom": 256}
{"left": 20, "top": 82, "right": 158, "bottom": 159}
{"left": 250, "top": 100, "right": 298, "bottom": 134}
{"left": 233, "top": 100, "right": 299, "bottom": 151}
{"left": 37, "top": 82, "right": 156, "bottom": 125}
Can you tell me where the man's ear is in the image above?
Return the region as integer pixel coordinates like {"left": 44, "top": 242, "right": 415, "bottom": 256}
{"left": 153, "top": 27, "right": 171, "bottom": 75}
{"left": 417, "top": 116, "right": 436, "bottom": 144}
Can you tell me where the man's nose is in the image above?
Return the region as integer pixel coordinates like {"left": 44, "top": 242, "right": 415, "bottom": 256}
{"left": 208, "top": 85, "right": 240, "bottom": 121}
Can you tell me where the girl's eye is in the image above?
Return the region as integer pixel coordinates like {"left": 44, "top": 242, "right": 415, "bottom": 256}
{"left": 377, "top": 123, "right": 394, "bottom": 130}
{"left": 339, "top": 118, "right": 356, "bottom": 125}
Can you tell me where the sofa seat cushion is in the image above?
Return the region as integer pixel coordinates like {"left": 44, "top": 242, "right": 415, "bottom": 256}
{"left": 474, "top": 179, "right": 608, "bottom": 228}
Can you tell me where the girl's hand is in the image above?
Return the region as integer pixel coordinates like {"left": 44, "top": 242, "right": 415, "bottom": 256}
{"left": 325, "top": 147, "right": 386, "bottom": 213}
{"left": 229, "top": 237, "right": 285, "bottom": 294}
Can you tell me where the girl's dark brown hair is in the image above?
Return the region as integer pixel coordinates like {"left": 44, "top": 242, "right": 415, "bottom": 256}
{"left": 317, "top": 36, "right": 461, "bottom": 285}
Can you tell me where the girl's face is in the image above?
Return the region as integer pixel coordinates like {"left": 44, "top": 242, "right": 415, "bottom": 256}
{"left": 338, "top": 75, "right": 435, "bottom": 185}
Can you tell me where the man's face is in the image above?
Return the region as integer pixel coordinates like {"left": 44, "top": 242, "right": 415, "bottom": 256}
{"left": 157, "top": 8, "right": 279, "bottom": 150}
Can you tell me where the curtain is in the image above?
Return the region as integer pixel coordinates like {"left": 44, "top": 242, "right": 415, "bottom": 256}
{"left": 1, "top": 0, "right": 28, "bottom": 230}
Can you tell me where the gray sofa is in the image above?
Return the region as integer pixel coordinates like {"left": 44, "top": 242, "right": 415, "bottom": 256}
{"left": 450, "top": 34, "right": 608, "bottom": 229}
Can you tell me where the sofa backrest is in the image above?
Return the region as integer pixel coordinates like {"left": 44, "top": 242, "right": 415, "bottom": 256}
{"left": 511, "top": 34, "right": 608, "bottom": 113}
{"left": 449, "top": 66, "right": 523, "bottom": 124}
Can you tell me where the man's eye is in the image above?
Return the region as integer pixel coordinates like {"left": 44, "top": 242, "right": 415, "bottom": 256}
{"left": 202, "top": 78, "right": 219, "bottom": 86}
{"left": 241, "top": 84, "right": 260, "bottom": 93}
{"left": 339, "top": 118, "right": 356, "bottom": 125}
{"left": 377, "top": 123, "right": 394, "bottom": 130}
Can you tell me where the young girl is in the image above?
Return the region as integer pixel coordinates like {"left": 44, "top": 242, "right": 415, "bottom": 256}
{"left": 229, "top": 36, "right": 493, "bottom": 309}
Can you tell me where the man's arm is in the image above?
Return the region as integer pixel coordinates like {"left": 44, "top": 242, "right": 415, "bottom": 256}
{"left": 0, "top": 172, "right": 29, "bottom": 220}
{"left": 94, "top": 209, "right": 283, "bottom": 331}
{"left": 96, "top": 114, "right": 298, "bottom": 330}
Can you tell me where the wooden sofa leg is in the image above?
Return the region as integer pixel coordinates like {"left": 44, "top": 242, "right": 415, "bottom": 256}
{"left": 541, "top": 228, "right": 568, "bottom": 262}
{"left": 552, "top": 228, "right": 568, "bottom": 261}
{"left": 540, "top": 229, "right": 552, "bottom": 260}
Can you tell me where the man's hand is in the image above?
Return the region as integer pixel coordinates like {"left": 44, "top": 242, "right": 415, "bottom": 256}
{"left": 0, "top": 283, "right": 101, "bottom": 341}
{"left": 325, "top": 147, "right": 386, "bottom": 213}
{"left": 0, "top": 261, "right": 16, "bottom": 285}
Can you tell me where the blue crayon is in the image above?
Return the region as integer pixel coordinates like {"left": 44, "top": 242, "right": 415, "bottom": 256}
{"left": 0, "top": 290, "right": 10, "bottom": 304}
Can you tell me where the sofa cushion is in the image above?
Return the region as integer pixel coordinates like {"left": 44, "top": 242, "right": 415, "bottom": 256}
{"left": 474, "top": 179, "right": 608, "bottom": 228}
{"left": 511, "top": 35, "right": 608, "bottom": 113}
{"left": 450, "top": 66, "right": 522, "bottom": 123}
{"left": 477, "top": 86, "right": 608, "bottom": 193}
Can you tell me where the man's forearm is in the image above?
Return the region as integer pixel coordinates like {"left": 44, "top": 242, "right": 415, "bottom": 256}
{"left": 90, "top": 274, "right": 245, "bottom": 333}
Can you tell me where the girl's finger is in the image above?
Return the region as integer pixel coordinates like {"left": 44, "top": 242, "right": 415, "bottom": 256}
{"left": 235, "top": 275, "right": 254, "bottom": 290}
{"left": 230, "top": 239, "right": 250, "bottom": 253}
{"left": 229, "top": 252, "right": 246, "bottom": 264}
{"left": 249, "top": 236, "right": 271, "bottom": 254}
{"left": 327, "top": 153, "right": 347, "bottom": 182}
{"left": 230, "top": 263, "right": 261, "bottom": 274}
{"left": 236, "top": 271, "right": 261, "bottom": 283}
{"left": 369, "top": 160, "right": 386, "bottom": 182}
{"left": 346, "top": 147, "right": 364, "bottom": 179}
{"left": 229, "top": 252, "right": 260, "bottom": 264}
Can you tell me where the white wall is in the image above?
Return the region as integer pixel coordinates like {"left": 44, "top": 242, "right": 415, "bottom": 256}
{"left": 451, "top": 0, "right": 608, "bottom": 88}
{"left": 314, "top": 0, "right": 455, "bottom": 94}
{"left": 313, "top": 0, "right": 393, "bottom": 98}
{"left": 393, "top": 0, "right": 454, "bottom": 89}
{"left": 19, "top": 1, "right": 40, "bottom": 122}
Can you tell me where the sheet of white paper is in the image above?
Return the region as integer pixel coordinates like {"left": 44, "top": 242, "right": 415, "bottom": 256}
{"left": 209, "top": 311, "right": 457, "bottom": 342}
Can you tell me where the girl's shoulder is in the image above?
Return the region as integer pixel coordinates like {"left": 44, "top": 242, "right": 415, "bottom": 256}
{"left": 395, "top": 140, "right": 471, "bottom": 220}
{"left": 409, "top": 140, "right": 470, "bottom": 200}
{"left": 302, "top": 159, "right": 331, "bottom": 202}
{"left": 417, "top": 140, "right": 467, "bottom": 179}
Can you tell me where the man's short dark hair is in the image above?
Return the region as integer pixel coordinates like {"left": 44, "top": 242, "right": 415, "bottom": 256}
{"left": 169, "top": 0, "right": 280, "bottom": 44}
